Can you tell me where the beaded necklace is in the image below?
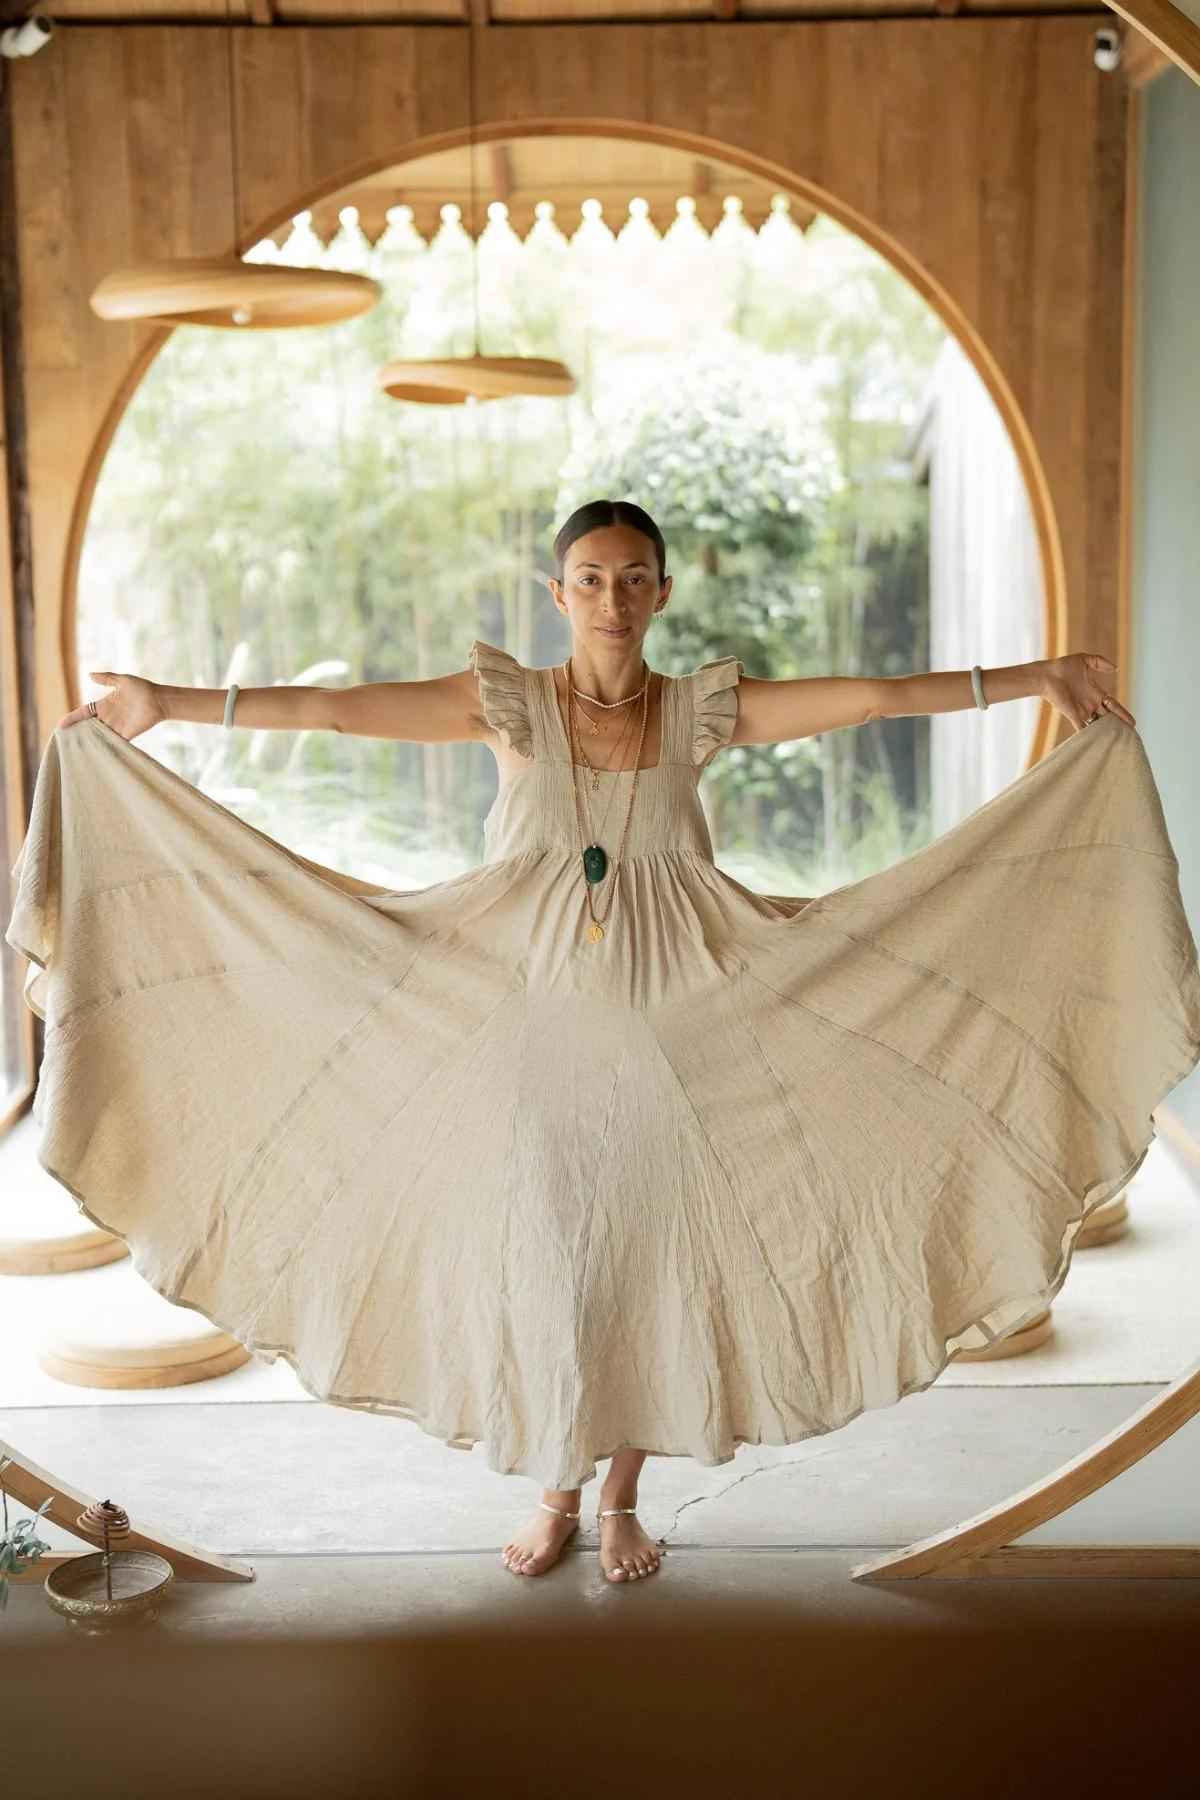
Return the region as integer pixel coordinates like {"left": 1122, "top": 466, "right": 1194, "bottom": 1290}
{"left": 572, "top": 687, "right": 640, "bottom": 790}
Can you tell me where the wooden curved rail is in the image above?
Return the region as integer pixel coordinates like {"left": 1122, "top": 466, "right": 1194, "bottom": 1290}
{"left": 1107, "top": 1, "right": 1200, "bottom": 88}
{"left": 0, "top": 1437, "right": 253, "bottom": 1583}
{"left": 852, "top": 1352, "right": 1200, "bottom": 1580}
{"left": 13, "top": 17, "right": 1200, "bottom": 1590}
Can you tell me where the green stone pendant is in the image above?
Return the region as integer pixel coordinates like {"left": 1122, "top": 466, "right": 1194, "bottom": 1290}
{"left": 582, "top": 844, "right": 608, "bottom": 884}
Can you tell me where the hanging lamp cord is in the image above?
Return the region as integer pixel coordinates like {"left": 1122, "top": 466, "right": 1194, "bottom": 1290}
{"left": 467, "top": 14, "right": 482, "bottom": 358}
{"left": 225, "top": 0, "right": 241, "bottom": 258}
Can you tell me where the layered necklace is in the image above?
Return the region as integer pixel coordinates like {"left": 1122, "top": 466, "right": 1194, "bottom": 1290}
{"left": 563, "top": 655, "right": 651, "bottom": 944}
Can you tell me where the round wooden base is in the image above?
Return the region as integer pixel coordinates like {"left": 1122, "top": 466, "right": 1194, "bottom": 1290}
{"left": 953, "top": 1308, "right": 1054, "bottom": 1362}
{"left": 37, "top": 1285, "right": 251, "bottom": 1390}
{"left": 0, "top": 1225, "right": 128, "bottom": 1276}
{"left": 1075, "top": 1193, "right": 1130, "bottom": 1248}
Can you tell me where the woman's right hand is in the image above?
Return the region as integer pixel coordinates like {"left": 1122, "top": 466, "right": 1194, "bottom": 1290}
{"left": 57, "top": 671, "right": 166, "bottom": 742}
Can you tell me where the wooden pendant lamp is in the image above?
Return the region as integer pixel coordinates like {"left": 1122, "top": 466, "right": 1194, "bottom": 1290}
{"left": 376, "top": 22, "right": 574, "bottom": 406}
{"left": 89, "top": 10, "right": 380, "bottom": 332}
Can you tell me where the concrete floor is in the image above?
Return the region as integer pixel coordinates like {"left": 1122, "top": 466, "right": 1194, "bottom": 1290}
{"left": 6, "top": 1381, "right": 1200, "bottom": 1559}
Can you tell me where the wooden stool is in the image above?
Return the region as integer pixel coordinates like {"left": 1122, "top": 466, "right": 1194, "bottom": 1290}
{"left": 1075, "top": 1192, "right": 1131, "bottom": 1248}
{"left": 0, "top": 1221, "right": 127, "bottom": 1276}
{"left": 953, "top": 1307, "right": 1054, "bottom": 1362}
{"left": 949, "top": 1178, "right": 1136, "bottom": 1364}
{"left": 37, "top": 1282, "right": 251, "bottom": 1390}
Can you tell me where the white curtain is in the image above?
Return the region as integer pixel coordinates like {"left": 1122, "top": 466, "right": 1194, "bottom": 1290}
{"left": 923, "top": 336, "right": 1045, "bottom": 835}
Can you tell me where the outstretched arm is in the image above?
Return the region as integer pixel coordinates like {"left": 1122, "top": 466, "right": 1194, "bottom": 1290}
{"left": 66, "top": 666, "right": 491, "bottom": 743}
{"left": 160, "top": 668, "right": 488, "bottom": 740}
{"left": 328, "top": 668, "right": 489, "bottom": 742}
{"left": 730, "top": 652, "right": 1134, "bottom": 748}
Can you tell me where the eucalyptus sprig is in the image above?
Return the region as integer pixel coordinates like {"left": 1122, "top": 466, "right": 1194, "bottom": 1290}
{"left": 0, "top": 1455, "right": 54, "bottom": 1612}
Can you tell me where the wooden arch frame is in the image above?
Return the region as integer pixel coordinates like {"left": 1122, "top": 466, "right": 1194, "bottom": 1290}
{"left": 60, "top": 114, "right": 1067, "bottom": 773}
{"left": 10, "top": 22, "right": 1197, "bottom": 1582}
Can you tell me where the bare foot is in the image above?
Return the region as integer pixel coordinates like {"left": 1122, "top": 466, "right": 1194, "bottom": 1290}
{"left": 596, "top": 1503, "right": 665, "bottom": 1582}
{"left": 501, "top": 1501, "right": 579, "bottom": 1576}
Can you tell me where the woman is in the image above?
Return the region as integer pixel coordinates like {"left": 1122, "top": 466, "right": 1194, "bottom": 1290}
{"left": 10, "top": 498, "right": 1200, "bottom": 1586}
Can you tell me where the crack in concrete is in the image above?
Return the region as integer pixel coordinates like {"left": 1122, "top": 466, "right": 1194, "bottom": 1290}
{"left": 655, "top": 1455, "right": 802, "bottom": 1545}
{"left": 652, "top": 1438, "right": 882, "bottom": 1544}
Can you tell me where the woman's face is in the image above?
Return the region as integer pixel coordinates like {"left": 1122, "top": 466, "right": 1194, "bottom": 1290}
{"left": 549, "top": 524, "right": 672, "bottom": 651}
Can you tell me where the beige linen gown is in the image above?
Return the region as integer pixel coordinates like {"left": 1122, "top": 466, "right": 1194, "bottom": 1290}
{"left": 7, "top": 639, "right": 1200, "bottom": 1488}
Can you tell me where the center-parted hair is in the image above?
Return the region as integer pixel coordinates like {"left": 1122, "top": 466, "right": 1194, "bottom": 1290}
{"left": 552, "top": 499, "right": 668, "bottom": 585}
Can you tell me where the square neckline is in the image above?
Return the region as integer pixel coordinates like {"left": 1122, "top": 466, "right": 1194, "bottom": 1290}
{"left": 539, "top": 663, "right": 679, "bottom": 776}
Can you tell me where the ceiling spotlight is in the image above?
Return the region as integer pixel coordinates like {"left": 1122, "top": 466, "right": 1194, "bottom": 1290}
{"left": 1, "top": 14, "right": 53, "bottom": 58}
{"left": 1093, "top": 27, "right": 1123, "bottom": 73}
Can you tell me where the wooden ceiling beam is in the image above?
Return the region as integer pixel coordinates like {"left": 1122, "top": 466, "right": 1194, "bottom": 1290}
{"left": 2, "top": 0, "right": 1195, "bottom": 78}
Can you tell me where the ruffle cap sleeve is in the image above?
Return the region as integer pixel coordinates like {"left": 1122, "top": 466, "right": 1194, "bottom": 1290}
{"left": 469, "top": 639, "right": 533, "bottom": 761}
{"left": 689, "top": 654, "right": 744, "bottom": 767}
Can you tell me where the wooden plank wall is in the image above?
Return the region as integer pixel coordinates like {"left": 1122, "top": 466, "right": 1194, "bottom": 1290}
{"left": 8, "top": 19, "right": 1127, "bottom": 739}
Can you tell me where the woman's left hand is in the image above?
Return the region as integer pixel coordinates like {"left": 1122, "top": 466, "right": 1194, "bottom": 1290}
{"left": 1039, "top": 653, "right": 1136, "bottom": 734}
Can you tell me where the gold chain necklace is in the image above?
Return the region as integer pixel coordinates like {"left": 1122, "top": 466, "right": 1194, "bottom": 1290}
{"left": 572, "top": 689, "right": 640, "bottom": 796}
{"left": 572, "top": 698, "right": 644, "bottom": 853}
{"left": 569, "top": 657, "right": 647, "bottom": 796}
{"left": 565, "top": 656, "right": 650, "bottom": 943}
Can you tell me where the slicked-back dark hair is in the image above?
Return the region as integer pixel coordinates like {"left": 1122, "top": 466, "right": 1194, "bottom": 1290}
{"left": 552, "top": 499, "right": 668, "bottom": 585}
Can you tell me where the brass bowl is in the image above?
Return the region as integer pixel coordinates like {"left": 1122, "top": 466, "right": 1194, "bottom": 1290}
{"left": 44, "top": 1551, "right": 174, "bottom": 1634}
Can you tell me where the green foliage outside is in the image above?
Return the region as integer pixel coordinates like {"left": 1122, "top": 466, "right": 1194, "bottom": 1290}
{"left": 77, "top": 194, "right": 945, "bottom": 895}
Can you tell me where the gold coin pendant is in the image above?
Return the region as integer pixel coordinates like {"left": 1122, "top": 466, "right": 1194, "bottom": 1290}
{"left": 586, "top": 922, "right": 605, "bottom": 943}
